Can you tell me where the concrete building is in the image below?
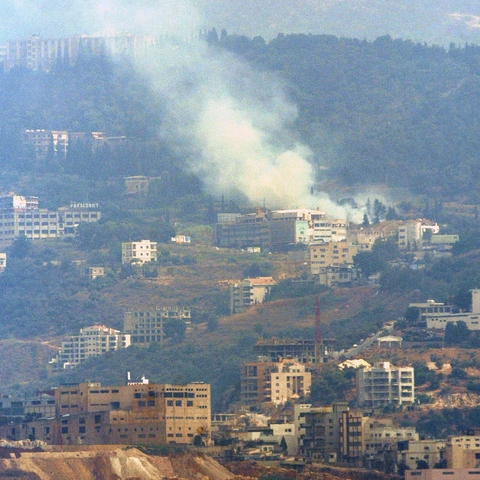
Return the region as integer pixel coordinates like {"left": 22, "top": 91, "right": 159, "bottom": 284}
{"left": 0, "top": 195, "right": 101, "bottom": 245}
{"left": 124, "top": 176, "right": 149, "bottom": 196}
{"left": 447, "top": 436, "right": 480, "bottom": 469}
{"left": 315, "top": 265, "right": 358, "bottom": 287}
{"left": 57, "top": 203, "right": 102, "bottom": 235}
{"left": 356, "top": 362, "right": 415, "bottom": 408}
{"left": 229, "top": 277, "right": 276, "bottom": 314}
{"left": 123, "top": 307, "right": 191, "bottom": 346}
{"left": 253, "top": 337, "right": 325, "bottom": 365}
{"left": 84, "top": 266, "right": 105, "bottom": 280}
{"left": 311, "top": 219, "right": 348, "bottom": 243}
{"left": 301, "top": 402, "right": 351, "bottom": 462}
{"left": 398, "top": 439, "right": 446, "bottom": 470}
{"left": 49, "top": 325, "right": 131, "bottom": 370}
{"left": 363, "top": 418, "right": 418, "bottom": 455}
{"left": 215, "top": 210, "right": 272, "bottom": 251}
{"left": 309, "top": 241, "right": 361, "bottom": 274}
{"left": 241, "top": 359, "right": 311, "bottom": 406}
{"left": 406, "top": 470, "right": 480, "bottom": 480}
{"left": 122, "top": 240, "right": 157, "bottom": 265}
{"left": 409, "top": 299, "right": 454, "bottom": 323}
{"left": 339, "top": 408, "right": 370, "bottom": 464}
{"left": 0, "top": 381, "right": 211, "bottom": 447}
{"left": 3, "top": 33, "right": 157, "bottom": 72}
{"left": 398, "top": 220, "right": 439, "bottom": 250}
{"left": 269, "top": 208, "right": 326, "bottom": 249}
{"left": 426, "top": 289, "right": 480, "bottom": 331}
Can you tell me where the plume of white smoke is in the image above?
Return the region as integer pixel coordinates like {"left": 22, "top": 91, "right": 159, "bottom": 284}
{"left": 4, "top": 0, "right": 372, "bottom": 222}
{"left": 134, "top": 38, "right": 367, "bottom": 221}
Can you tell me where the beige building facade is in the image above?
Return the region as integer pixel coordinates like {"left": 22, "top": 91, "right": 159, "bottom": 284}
{"left": 0, "top": 382, "right": 211, "bottom": 447}
{"left": 309, "top": 241, "right": 360, "bottom": 275}
{"left": 229, "top": 276, "right": 276, "bottom": 314}
{"left": 122, "top": 240, "right": 158, "bottom": 264}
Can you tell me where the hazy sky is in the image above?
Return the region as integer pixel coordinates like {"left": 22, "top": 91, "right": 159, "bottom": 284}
{"left": 2, "top": 0, "right": 480, "bottom": 46}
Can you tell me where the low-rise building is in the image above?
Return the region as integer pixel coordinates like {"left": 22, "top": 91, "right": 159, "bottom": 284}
{"left": 398, "top": 439, "right": 446, "bottom": 470}
{"left": 363, "top": 418, "right": 418, "bottom": 456}
{"left": 124, "top": 176, "right": 149, "bottom": 196}
{"left": 447, "top": 436, "right": 480, "bottom": 469}
{"left": 0, "top": 381, "right": 211, "bottom": 447}
{"left": 315, "top": 265, "right": 358, "bottom": 287}
{"left": 427, "top": 289, "right": 480, "bottom": 331}
{"left": 50, "top": 325, "right": 131, "bottom": 370}
{"left": 356, "top": 362, "right": 415, "bottom": 408}
{"left": 122, "top": 240, "right": 157, "bottom": 264}
{"left": 406, "top": 469, "right": 480, "bottom": 480}
{"left": 229, "top": 277, "right": 276, "bottom": 314}
{"left": 409, "top": 299, "right": 454, "bottom": 323}
{"left": 84, "top": 266, "right": 105, "bottom": 280}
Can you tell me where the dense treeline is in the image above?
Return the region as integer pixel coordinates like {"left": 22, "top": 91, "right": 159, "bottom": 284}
{"left": 215, "top": 32, "right": 480, "bottom": 199}
{"left": 2, "top": 35, "right": 480, "bottom": 199}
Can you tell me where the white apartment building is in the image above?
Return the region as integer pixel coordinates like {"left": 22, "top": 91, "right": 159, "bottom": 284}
{"left": 122, "top": 240, "right": 157, "bottom": 264}
{"left": 50, "top": 325, "right": 131, "bottom": 370}
{"left": 398, "top": 220, "right": 439, "bottom": 250}
{"left": 0, "top": 195, "right": 101, "bottom": 245}
{"left": 427, "top": 289, "right": 480, "bottom": 331}
{"left": 3, "top": 34, "right": 157, "bottom": 72}
{"left": 229, "top": 277, "right": 276, "bottom": 314}
{"left": 356, "top": 362, "right": 415, "bottom": 408}
{"left": 312, "top": 219, "right": 348, "bottom": 243}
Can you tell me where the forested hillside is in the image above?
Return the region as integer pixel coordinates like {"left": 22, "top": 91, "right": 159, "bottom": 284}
{"left": 2, "top": 35, "right": 480, "bottom": 201}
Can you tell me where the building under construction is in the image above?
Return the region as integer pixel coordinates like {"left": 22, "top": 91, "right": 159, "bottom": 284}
{"left": 253, "top": 337, "right": 326, "bottom": 365}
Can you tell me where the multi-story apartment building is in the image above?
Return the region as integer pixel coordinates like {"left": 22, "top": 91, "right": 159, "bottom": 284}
{"left": 253, "top": 337, "right": 325, "bottom": 365}
{"left": 49, "top": 325, "right": 131, "bottom": 370}
{"left": 215, "top": 208, "right": 344, "bottom": 251}
{"left": 123, "top": 307, "right": 192, "bottom": 346}
{"left": 122, "top": 240, "right": 157, "bottom": 264}
{"left": 229, "top": 276, "right": 276, "bottom": 314}
{"left": 3, "top": 33, "right": 157, "bottom": 72}
{"left": 309, "top": 240, "right": 361, "bottom": 275}
{"left": 356, "top": 362, "right": 415, "bottom": 408}
{"left": 301, "top": 402, "right": 351, "bottom": 462}
{"left": 398, "top": 220, "right": 439, "bottom": 250}
{"left": 311, "top": 219, "right": 348, "bottom": 243}
{"left": 0, "top": 195, "right": 101, "bottom": 245}
{"left": 339, "top": 408, "right": 370, "bottom": 465}
{"left": 57, "top": 203, "right": 102, "bottom": 235}
{"left": 241, "top": 359, "right": 311, "bottom": 406}
{"left": 269, "top": 208, "right": 326, "bottom": 249}
{"left": 0, "top": 381, "right": 211, "bottom": 447}
{"left": 215, "top": 210, "right": 272, "bottom": 251}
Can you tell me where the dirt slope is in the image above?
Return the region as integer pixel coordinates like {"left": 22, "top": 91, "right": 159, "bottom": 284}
{"left": 0, "top": 447, "right": 235, "bottom": 480}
